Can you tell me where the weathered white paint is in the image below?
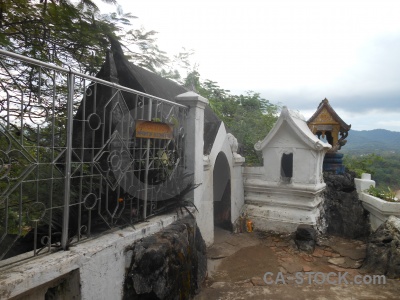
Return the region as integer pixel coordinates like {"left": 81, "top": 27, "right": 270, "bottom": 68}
{"left": 175, "top": 92, "right": 245, "bottom": 247}
{"left": 0, "top": 211, "right": 189, "bottom": 300}
{"left": 355, "top": 173, "right": 400, "bottom": 231}
{"left": 354, "top": 173, "right": 376, "bottom": 193}
{"left": 201, "top": 154, "right": 215, "bottom": 246}
{"left": 244, "top": 107, "right": 331, "bottom": 232}
{"left": 202, "top": 122, "right": 245, "bottom": 245}
{"left": 175, "top": 91, "right": 208, "bottom": 242}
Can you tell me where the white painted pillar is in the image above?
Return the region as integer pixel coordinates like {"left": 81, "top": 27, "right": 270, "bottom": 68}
{"left": 231, "top": 155, "right": 245, "bottom": 227}
{"left": 175, "top": 92, "right": 209, "bottom": 236}
{"left": 354, "top": 173, "right": 376, "bottom": 194}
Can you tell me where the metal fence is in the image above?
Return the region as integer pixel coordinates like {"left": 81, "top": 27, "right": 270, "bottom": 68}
{"left": 0, "top": 50, "right": 188, "bottom": 263}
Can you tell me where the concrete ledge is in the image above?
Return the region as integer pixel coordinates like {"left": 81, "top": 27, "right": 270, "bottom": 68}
{"left": 244, "top": 176, "right": 325, "bottom": 233}
{"left": 355, "top": 176, "right": 376, "bottom": 194}
{"left": 243, "top": 166, "right": 265, "bottom": 179}
{"left": 0, "top": 211, "right": 190, "bottom": 300}
{"left": 360, "top": 192, "right": 400, "bottom": 231}
{"left": 245, "top": 198, "right": 322, "bottom": 232}
{"left": 245, "top": 204, "right": 319, "bottom": 232}
{"left": 245, "top": 178, "right": 326, "bottom": 196}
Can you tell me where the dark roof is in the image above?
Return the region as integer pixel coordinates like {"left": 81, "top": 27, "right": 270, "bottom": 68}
{"left": 109, "top": 39, "right": 221, "bottom": 155}
{"left": 307, "top": 98, "right": 351, "bottom": 131}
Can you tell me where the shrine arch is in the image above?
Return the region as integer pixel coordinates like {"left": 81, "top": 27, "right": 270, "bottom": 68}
{"left": 213, "top": 151, "right": 232, "bottom": 231}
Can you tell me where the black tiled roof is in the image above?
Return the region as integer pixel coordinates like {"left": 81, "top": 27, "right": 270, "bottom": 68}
{"left": 108, "top": 38, "right": 221, "bottom": 155}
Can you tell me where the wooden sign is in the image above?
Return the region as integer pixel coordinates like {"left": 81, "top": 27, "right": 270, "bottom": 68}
{"left": 135, "top": 120, "right": 173, "bottom": 140}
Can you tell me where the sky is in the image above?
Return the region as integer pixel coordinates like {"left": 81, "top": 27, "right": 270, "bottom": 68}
{"left": 100, "top": 0, "right": 400, "bottom": 132}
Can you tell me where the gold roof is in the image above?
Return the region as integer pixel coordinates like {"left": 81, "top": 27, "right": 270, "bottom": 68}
{"left": 307, "top": 98, "right": 351, "bottom": 132}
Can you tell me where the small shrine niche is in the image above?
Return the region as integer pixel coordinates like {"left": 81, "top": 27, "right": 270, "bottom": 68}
{"left": 307, "top": 99, "right": 351, "bottom": 174}
{"left": 247, "top": 107, "right": 331, "bottom": 232}
{"left": 254, "top": 106, "right": 331, "bottom": 185}
{"left": 307, "top": 98, "right": 351, "bottom": 152}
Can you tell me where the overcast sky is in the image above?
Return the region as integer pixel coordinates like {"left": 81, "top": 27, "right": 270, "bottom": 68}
{"left": 101, "top": 0, "right": 400, "bottom": 132}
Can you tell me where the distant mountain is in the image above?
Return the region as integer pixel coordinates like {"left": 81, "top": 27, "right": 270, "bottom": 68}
{"left": 341, "top": 129, "right": 400, "bottom": 154}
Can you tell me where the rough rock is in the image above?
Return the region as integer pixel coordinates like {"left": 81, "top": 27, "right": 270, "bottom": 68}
{"left": 362, "top": 216, "right": 400, "bottom": 278}
{"left": 322, "top": 172, "right": 370, "bottom": 239}
{"left": 294, "top": 224, "right": 316, "bottom": 253}
{"left": 124, "top": 217, "right": 207, "bottom": 299}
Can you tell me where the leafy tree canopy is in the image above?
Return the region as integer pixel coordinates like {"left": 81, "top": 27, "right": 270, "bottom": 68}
{"left": 1, "top": 0, "right": 279, "bottom": 165}
{"left": 183, "top": 70, "right": 279, "bottom": 165}
{"left": 344, "top": 153, "right": 400, "bottom": 190}
{"left": 0, "top": 0, "right": 190, "bottom": 77}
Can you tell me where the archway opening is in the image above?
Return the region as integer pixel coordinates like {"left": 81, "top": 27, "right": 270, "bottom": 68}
{"left": 213, "top": 152, "right": 232, "bottom": 231}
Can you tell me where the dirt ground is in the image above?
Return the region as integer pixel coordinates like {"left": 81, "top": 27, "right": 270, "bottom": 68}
{"left": 194, "top": 227, "right": 400, "bottom": 300}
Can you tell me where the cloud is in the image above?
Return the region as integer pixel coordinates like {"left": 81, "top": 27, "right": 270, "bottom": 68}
{"left": 249, "top": 33, "right": 400, "bottom": 126}
{"left": 100, "top": 0, "right": 400, "bottom": 131}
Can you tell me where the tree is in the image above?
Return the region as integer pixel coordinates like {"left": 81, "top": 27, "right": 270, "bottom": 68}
{"left": 183, "top": 70, "right": 279, "bottom": 165}
{"left": 0, "top": 0, "right": 194, "bottom": 145}
{"left": 0, "top": 0, "right": 171, "bottom": 73}
{"left": 343, "top": 153, "right": 383, "bottom": 178}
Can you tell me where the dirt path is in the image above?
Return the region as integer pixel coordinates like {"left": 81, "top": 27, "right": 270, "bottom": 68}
{"left": 195, "top": 228, "right": 400, "bottom": 300}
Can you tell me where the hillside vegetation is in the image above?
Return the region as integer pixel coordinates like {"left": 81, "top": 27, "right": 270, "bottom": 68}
{"left": 341, "top": 129, "right": 400, "bottom": 155}
{"left": 342, "top": 129, "right": 400, "bottom": 190}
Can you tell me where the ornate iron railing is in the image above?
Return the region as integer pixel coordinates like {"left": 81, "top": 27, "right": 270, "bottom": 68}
{"left": 0, "top": 50, "right": 188, "bottom": 263}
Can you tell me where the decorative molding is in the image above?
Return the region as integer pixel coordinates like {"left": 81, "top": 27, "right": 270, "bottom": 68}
{"left": 254, "top": 140, "right": 262, "bottom": 151}
{"left": 314, "top": 107, "right": 337, "bottom": 124}
{"left": 244, "top": 178, "right": 326, "bottom": 197}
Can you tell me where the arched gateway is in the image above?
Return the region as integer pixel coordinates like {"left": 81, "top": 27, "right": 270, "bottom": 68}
{"left": 213, "top": 152, "right": 231, "bottom": 230}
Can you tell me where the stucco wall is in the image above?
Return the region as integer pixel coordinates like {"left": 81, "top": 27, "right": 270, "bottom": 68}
{"left": 0, "top": 211, "right": 190, "bottom": 300}
{"left": 201, "top": 122, "right": 245, "bottom": 246}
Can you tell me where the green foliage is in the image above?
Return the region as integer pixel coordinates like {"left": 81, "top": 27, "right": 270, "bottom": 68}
{"left": 343, "top": 153, "right": 383, "bottom": 178}
{"left": 183, "top": 70, "right": 279, "bottom": 165}
{"left": 2, "top": 0, "right": 112, "bottom": 73}
{"left": 344, "top": 153, "right": 400, "bottom": 191}
{"left": 0, "top": 0, "right": 191, "bottom": 76}
{"left": 366, "top": 185, "right": 397, "bottom": 202}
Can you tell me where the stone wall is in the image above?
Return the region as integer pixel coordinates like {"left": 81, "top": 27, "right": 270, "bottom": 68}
{"left": 362, "top": 215, "right": 400, "bottom": 278}
{"left": 321, "top": 172, "right": 370, "bottom": 239}
{"left": 123, "top": 217, "right": 206, "bottom": 299}
{"left": 201, "top": 123, "right": 245, "bottom": 246}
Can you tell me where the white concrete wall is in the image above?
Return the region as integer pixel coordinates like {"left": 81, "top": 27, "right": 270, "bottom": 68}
{"left": 202, "top": 122, "right": 245, "bottom": 246}
{"left": 201, "top": 155, "right": 214, "bottom": 246}
{"left": 175, "top": 92, "right": 209, "bottom": 245}
{"left": 246, "top": 107, "right": 329, "bottom": 233}
{"left": 258, "top": 108, "right": 328, "bottom": 187}
{"left": 244, "top": 169, "right": 326, "bottom": 232}
{"left": 0, "top": 212, "right": 189, "bottom": 300}
{"left": 0, "top": 94, "right": 247, "bottom": 299}
{"left": 262, "top": 142, "right": 323, "bottom": 185}
{"left": 231, "top": 157, "right": 245, "bottom": 229}
{"left": 0, "top": 93, "right": 247, "bottom": 298}
{"left": 355, "top": 173, "right": 400, "bottom": 231}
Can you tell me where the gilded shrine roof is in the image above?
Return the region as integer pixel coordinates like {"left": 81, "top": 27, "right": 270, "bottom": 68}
{"left": 307, "top": 98, "right": 351, "bottom": 132}
{"left": 307, "top": 98, "right": 351, "bottom": 152}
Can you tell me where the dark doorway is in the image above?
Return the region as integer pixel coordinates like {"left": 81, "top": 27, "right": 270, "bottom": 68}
{"left": 281, "top": 153, "right": 293, "bottom": 183}
{"left": 213, "top": 152, "right": 232, "bottom": 231}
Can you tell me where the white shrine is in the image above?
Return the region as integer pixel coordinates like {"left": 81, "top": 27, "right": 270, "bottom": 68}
{"left": 243, "top": 107, "right": 331, "bottom": 232}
